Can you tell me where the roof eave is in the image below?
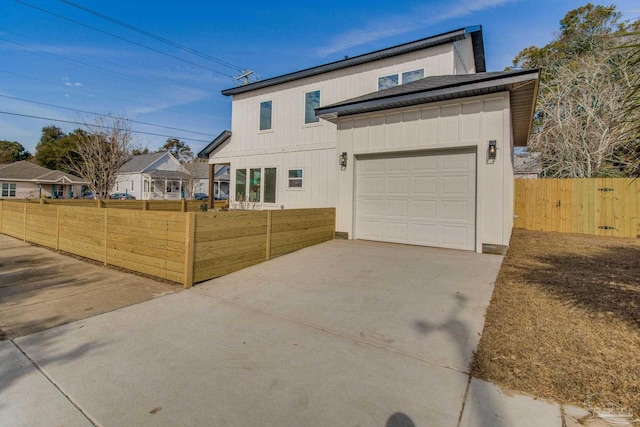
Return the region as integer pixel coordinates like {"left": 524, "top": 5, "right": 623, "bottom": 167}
{"left": 221, "top": 27, "right": 480, "bottom": 96}
{"left": 198, "top": 130, "right": 232, "bottom": 158}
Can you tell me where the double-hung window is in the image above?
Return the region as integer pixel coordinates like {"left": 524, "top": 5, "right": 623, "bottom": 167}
{"left": 288, "top": 169, "right": 303, "bottom": 188}
{"left": 304, "top": 90, "right": 320, "bottom": 124}
{"left": 235, "top": 167, "right": 276, "bottom": 203}
{"left": 1, "top": 183, "right": 16, "bottom": 197}
{"left": 259, "top": 100, "right": 272, "bottom": 131}
{"left": 378, "top": 68, "right": 424, "bottom": 90}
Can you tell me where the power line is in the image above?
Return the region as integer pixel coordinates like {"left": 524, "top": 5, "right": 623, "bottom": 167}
{"left": 0, "top": 110, "right": 213, "bottom": 143}
{"left": 0, "top": 37, "right": 207, "bottom": 103}
{"left": 0, "top": 28, "right": 211, "bottom": 98}
{"left": 13, "top": 0, "right": 236, "bottom": 78}
{"left": 58, "top": 0, "right": 245, "bottom": 73}
{"left": 0, "top": 69, "right": 223, "bottom": 123}
{"left": 0, "top": 95, "right": 217, "bottom": 137}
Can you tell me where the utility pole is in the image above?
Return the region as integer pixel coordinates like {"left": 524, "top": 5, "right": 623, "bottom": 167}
{"left": 236, "top": 70, "right": 254, "bottom": 86}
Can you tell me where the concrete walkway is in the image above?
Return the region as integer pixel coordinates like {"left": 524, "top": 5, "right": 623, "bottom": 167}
{"left": 0, "top": 239, "right": 602, "bottom": 426}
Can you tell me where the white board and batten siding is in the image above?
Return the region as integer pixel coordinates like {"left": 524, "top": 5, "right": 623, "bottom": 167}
{"left": 356, "top": 150, "right": 476, "bottom": 250}
{"left": 337, "top": 93, "right": 514, "bottom": 253}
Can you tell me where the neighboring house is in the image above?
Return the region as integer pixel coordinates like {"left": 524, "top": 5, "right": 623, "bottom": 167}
{"left": 186, "top": 161, "right": 228, "bottom": 199}
{"left": 200, "top": 26, "right": 539, "bottom": 253}
{"left": 114, "top": 152, "right": 190, "bottom": 200}
{"left": 514, "top": 151, "right": 541, "bottom": 179}
{"left": 213, "top": 165, "right": 229, "bottom": 199}
{"left": 0, "top": 161, "right": 87, "bottom": 199}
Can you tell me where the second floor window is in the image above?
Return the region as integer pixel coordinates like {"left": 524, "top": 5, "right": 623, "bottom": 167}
{"left": 304, "top": 90, "right": 320, "bottom": 124}
{"left": 378, "top": 68, "right": 424, "bottom": 90}
{"left": 260, "top": 100, "right": 272, "bottom": 131}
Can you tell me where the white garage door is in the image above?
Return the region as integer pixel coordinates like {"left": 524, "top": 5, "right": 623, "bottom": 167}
{"left": 355, "top": 150, "right": 476, "bottom": 250}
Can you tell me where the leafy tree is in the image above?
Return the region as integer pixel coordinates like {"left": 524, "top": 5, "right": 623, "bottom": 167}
{"left": 0, "top": 140, "right": 31, "bottom": 163}
{"left": 511, "top": 3, "right": 640, "bottom": 177}
{"left": 131, "top": 147, "right": 150, "bottom": 155}
{"left": 158, "top": 138, "right": 193, "bottom": 163}
{"left": 34, "top": 126, "right": 83, "bottom": 173}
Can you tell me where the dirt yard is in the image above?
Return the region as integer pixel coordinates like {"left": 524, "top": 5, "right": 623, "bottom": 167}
{"left": 472, "top": 229, "right": 640, "bottom": 418}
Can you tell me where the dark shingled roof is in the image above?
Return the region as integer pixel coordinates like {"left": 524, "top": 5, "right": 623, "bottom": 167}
{"left": 221, "top": 26, "right": 485, "bottom": 96}
{"left": 315, "top": 69, "right": 540, "bottom": 147}
{"left": 0, "top": 161, "right": 86, "bottom": 183}
{"left": 119, "top": 152, "right": 167, "bottom": 173}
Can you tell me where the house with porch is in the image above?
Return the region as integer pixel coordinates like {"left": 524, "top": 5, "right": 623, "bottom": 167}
{"left": 200, "top": 26, "right": 539, "bottom": 253}
{"left": 0, "top": 161, "right": 87, "bottom": 199}
{"left": 114, "top": 152, "right": 190, "bottom": 200}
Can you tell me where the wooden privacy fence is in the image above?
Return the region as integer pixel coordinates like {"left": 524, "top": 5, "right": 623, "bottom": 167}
{"left": 0, "top": 200, "right": 335, "bottom": 288}
{"left": 16, "top": 198, "right": 228, "bottom": 212}
{"left": 514, "top": 178, "right": 640, "bottom": 238}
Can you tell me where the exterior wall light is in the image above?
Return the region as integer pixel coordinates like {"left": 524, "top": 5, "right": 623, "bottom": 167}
{"left": 488, "top": 140, "right": 497, "bottom": 161}
{"left": 340, "top": 152, "right": 348, "bottom": 168}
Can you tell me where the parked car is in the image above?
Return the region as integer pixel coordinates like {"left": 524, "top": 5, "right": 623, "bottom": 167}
{"left": 110, "top": 193, "right": 136, "bottom": 200}
{"left": 194, "top": 193, "right": 209, "bottom": 200}
{"left": 76, "top": 191, "right": 95, "bottom": 199}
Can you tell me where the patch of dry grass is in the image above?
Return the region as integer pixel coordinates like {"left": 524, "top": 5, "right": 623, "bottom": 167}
{"left": 471, "top": 229, "right": 640, "bottom": 418}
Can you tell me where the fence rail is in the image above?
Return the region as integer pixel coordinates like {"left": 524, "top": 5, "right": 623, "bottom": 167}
{"left": 514, "top": 178, "right": 640, "bottom": 238}
{"left": 6, "top": 198, "right": 228, "bottom": 212}
{"left": 0, "top": 200, "right": 335, "bottom": 287}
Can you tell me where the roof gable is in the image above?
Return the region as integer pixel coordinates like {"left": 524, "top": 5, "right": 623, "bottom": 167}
{"left": 222, "top": 26, "right": 485, "bottom": 96}
{"left": 119, "top": 152, "right": 174, "bottom": 173}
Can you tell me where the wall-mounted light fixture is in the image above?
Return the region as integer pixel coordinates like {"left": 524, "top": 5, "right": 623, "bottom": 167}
{"left": 488, "top": 140, "right": 497, "bottom": 161}
{"left": 340, "top": 152, "right": 348, "bottom": 168}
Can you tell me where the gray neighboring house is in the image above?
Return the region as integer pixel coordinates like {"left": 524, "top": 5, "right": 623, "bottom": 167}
{"left": 514, "top": 151, "right": 541, "bottom": 179}
{"left": 188, "top": 161, "right": 228, "bottom": 199}
{"left": 0, "top": 161, "right": 87, "bottom": 199}
{"left": 114, "top": 152, "right": 189, "bottom": 200}
{"left": 213, "top": 165, "right": 229, "bottom": 199}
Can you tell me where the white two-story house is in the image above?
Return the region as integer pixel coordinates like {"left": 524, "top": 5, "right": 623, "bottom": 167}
{"left": 200, "top": 26, "right": 539, "bottom": 253}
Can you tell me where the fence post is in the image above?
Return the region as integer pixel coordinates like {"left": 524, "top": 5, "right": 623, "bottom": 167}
{"left": 181, "top": 198, "right": 187, "bottom": 212}
{"left": 103, "top": 208, "right": 108, "bottom": 266}
{"left": 183, "top": 212, "right": 195, "bottom": 288}
{"left": 143, "top": 201, "right": 148, "bottom": 211}
{"left": 55, "top": 206, "right": 60, "bottom": 251}
{"left": 266, "top": 210, "right": 272, "bottom": 260}
{"left": 23, "top": 203, "right": 27, "bottom": 242}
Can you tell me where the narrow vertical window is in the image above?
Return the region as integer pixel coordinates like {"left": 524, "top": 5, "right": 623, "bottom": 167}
{"left": 249, "top": 168, "right": 261, "bottom": 202}
{"left": 304, "top": 90, "right": 320, "bottom": 124}
{"left": 264, "top": 168, "right": 276, "bottom": 203}
{"left": 236, "top": 169, "right": 247, "bottom": 201}
{"left": 259, "top": 101, "right": 272, "bottom": 130}
{"left": 131, "top": 180, "right": 134, "bottom": 191}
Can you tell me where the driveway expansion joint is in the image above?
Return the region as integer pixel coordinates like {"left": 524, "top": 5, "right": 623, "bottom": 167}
{"left": 190, "top": 288, "right": 470, "bottom": 375}
{"left": 10, "top": 339, "right": 99, "bottom": 427}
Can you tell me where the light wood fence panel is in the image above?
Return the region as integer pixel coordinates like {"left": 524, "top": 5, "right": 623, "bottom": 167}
{"left": 1, "top": 201, "right": 26, "bottom": 240}
{"left": 270, "top": 208, "right": 335, "bottom": 258}
{"left": 514, "top": 178, "right": 640, "bottom": 238}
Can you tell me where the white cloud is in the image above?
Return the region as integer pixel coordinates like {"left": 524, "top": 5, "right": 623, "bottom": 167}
{"left": 316, "top": 0, "right": 518, "bottom": 57}
{"left": 64, "top": 81, "right": 82, "bottom": 87}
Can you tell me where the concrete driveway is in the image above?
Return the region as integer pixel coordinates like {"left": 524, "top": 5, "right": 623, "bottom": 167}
{"left": 2, "top": 239, "right": 503, "bottom": 426}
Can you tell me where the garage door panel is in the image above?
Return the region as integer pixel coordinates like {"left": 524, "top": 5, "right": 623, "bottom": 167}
{"left": 441, "top": 175, "right": 473, "bottom": 196}
{"left": 356, "top": 150, "right": 476, "bottom": 251}
{"left": 387, "top": 176, "right": 409, "bottom": 195}
{"left": 413, "top": 176, "right": 437, "bottom": 195}
{"left": 411, "top": 200, "right": 437, "bottom": 220}
{"left": 384, "top": 222, "right": 409, "bottom": 242}
{"left": 440, "top": 200, "right": 474, "bottom": 222}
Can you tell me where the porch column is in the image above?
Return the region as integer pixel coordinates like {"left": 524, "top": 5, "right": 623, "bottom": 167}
{"left": 164, "top": 178, "right": 168, "bottom": 200}
{"left": 208, "top": 163, "right": 215, "bottom": 209}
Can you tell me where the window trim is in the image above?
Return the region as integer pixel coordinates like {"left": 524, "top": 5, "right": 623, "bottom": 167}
{"left": 1, "top": 182, "right": 17, "bottom": 198}
{"left": 303, "top": 90, "right": 321, "bottom": 125}
{"left": 259, "top": 100, "right": 273, "bottom": 132}
{"left": 234, "top": 167, "right": 278, "bottom": 204}
{"left": 287, "top": 168, "right": 304, "bottom": 190}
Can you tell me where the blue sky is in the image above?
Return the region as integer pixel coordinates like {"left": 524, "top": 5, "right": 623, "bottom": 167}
{"left": 2, "top": 0, "right": 639, "bottom": 155}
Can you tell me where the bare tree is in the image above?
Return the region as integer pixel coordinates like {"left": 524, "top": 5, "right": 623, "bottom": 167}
{"left": 530, "top": 51, "right": 639, "bottom": 177}
{"left": 180, "top": 158, "right": 207, "bottom": 200}
{"left": 66, "top": 115, "right": 133, "bottom": 199}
